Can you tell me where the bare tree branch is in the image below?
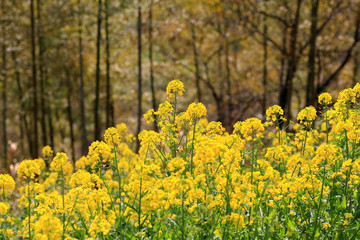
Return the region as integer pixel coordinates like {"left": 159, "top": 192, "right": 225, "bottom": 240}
{"left": 316, "top": 8, "right": 360, "bottom": 94}
{"left": 246, "top": 1, "right": 289, "bottom": 27}
{"left": 299, "top": 0, "right": 343, "bottom": 54}
{"left": 243, "top": 16, "right": 287, "bottom": 54}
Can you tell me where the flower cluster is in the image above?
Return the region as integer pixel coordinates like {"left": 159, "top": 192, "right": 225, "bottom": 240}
{"left": 184, "top": 102, "right": 207, "bottom": 119}
{"left": 166, "top": 79, "right": 184, "bottom": 99}
{"left": 318, "top": 92, "right": 332, "bottom": 105}
{"left": 233, "top": 117, "right": 265, "bottom": 141}
{"left": 266, "top": 104, "right": 286, "bottom": 124}
{"left": 0, "top": 174, "right": 15, "bottom": 196}
{"left": 50, "top": 152, "right": 73, "bottom": 175}
{"left": 3, "top": 81, "right": 360, "bottom": 239}
{"left": 297, "top": 106, "right": 317, "bottom": 127}
{"left": 42, "top": 145, "right": 53, "bottom": 159}
{"left": 17, "top": 160, "right": 41, "bottom": 180}
{"left": 87, "top": 141, "right": 111, "bottom": 170}
{"left": 104, "top": 127, "right": 121, "bottom": 145}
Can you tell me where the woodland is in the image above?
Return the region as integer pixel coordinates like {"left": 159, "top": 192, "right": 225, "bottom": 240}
{"left": 1, "top": 0, "right": 360, "bottom": 171}
{"left": 1, "top": 1, "right": 360, "bottom": 239}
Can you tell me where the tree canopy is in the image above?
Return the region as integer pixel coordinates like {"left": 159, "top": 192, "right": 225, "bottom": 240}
{"left": 1, "top": 0, "right": 359, "bottom": 167}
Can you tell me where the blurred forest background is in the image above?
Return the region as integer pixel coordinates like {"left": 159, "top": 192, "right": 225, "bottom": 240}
{"left": 0, "top": 0, "right": 359, "bottom": 170}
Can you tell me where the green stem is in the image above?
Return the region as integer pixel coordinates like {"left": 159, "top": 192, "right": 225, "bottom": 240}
{"left": 345, "top": 130, "right": 350, "bottom": 159}
{"left": 2, "top": 185, "right": 5, "bottom": 201}
{"left": 190, "top": 118, "right": 197, "bottom": 175}
{"left": 312, "top": 166, "right": 326, "bottom": 238}
{"left": 330, "top": 164, "right": 336, "bottom": 216}
{"left": 350, "top": 224, "right": 360, "bottom": 240}
{"left": 111, "top": 136, "right": 123, "bottom": 238}
{"left": 344, "top": 130, "right": 351, "bottom": 208}
{"left": 302, "top": 129, "right": 308, "bottom": 156}
{"left": 276, "top": 120, "right": 281, "bottom": 145}
{"left": 250, "top": 131, "right": 255, "bottom": 185}
{"left": 171, "top": 92, "right": 177, "bottom": 158}
{"left": 60, "top": 167, "right": 65, "bottom": 240}
{"left": 27, "top": 178, "right": 32, "bottom": 240}
{"left": 181, "top": 191, "right": 185, "bottom": 240}
{"left": 325, "top": 105, "right": 329, "bottom": 144}
{"left": 138, "top": 176, "right": 143, "bottom": 231}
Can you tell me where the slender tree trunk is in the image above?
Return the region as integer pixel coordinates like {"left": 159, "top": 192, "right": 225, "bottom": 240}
{"left": 105, "top": 0, "right": 113, "bottom": 129}
{"left": 225, "top": 41, "right": 232, "bottom": 128}
{"left": 30, "top": 0, "right": 39, "bottom": 158}
{"left": 12, "top": 51, "right": 33, "bottom": 158}
{"left": 65, "top": 69, "right": 76, "bottom": 167}
{"left": 278, "top": 24, "right": 287, "bottom": 104}
{"left": 223, "top": 6, "right": 232, "bottom": 127}
{"left": 353, "top": 48, "right": 359, "bottom": 87}
{"left": 306, "top": 0, "right": 319, "bottom": 106}
{"left": 216, "top": 21, "right": 226, "bottom": 127}
{"left": 279, "top": 0, "right": 302, "bottom": 121}
{"left": 262, "top": 14, "right": 268, "bottom": 118}
{"left": 316, "top": 50, "right": 322, "bottom": 90}
{"left": 77, "top": 0, "right": 88, "bottom": 155}
{"left": 204, "top": 63, "right": 221, "bottom": 123}
{"left": 149, "top": 0, "right": 158, "bottom": 132}
{"left": 36, "top": 0, "right": 48, "bottom": 147}
{"left": 47, "top": 100, "right": 54, "bottom": 149}
{"left": 136, "top": 0, "right": 142, "bottom": 153}
{"left": 94, "top": 0, "right": 102, "bottom": 141}
{"left": 19, "top": 114, "right": 25, "bottom": 160}
{"left": 1, "top": 0, "right": 8, "bottom": 171}
{"left": 190, "top": 23, "right": 202, "bottom": 102}
{"left": 217, "top": 21, "right": 224, "bottom": 93}
{"left": 45, "top": 68, "right": 54, "bottom": 150}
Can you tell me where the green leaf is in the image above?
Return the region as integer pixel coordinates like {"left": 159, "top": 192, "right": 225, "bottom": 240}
{"left": 286, "top": 216, "right": 295, "bottom": 231}
{"left": 341, "top": 197, "right": 347, "bottom": 210}
{"left": 269, "top": 208, "right": 276, "bottom": 219}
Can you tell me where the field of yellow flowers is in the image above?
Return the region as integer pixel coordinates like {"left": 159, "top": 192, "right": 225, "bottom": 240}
{"left": 1, "top": 80, "right": 360, "bottom": 239}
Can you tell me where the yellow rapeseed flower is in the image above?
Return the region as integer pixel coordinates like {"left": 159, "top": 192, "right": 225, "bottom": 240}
{"left": 318, "top": 93, "right": 332, "bottom": 105}
{"left": 116, "top": 123, "right": 135, "bottom": 143}
{"left": 322, "top": 222, "right": 331, "bottom": 229}
{"left": 166, "top": 79, "right": 184, "bottom": 99}
{"left": 0, "top": 202, "right": 10, "bottom": 215}
{"left": 229, "top": 212, "right": 245, "bottom": 229}
{"left": 50, "top": 152, "right": 73, "bottom": 175}
{"left": 104, "top": 127, "right": 121, "bottom": 145}
{"left": 17, "top": 160, "right": 41, "bottom": 180}
{"left": 297, "top": 106, "right": 317, "bottom": 127}
{"left": 75, "top": 156, "right": 89, "bottom": 170}
{"left": 353, "top": 83, "right": 360, "bottom": 98}
{"left": 184, "top": 102, "right": 207, "bottom": 119}
{"left": 338, "top": 88, "right": 356, "bottom": 104}
{"left": 0, "top": 174, "right": 15, "bottom": 195}
{"left": 69, "top": 170, "right": 92, "bottom": 188}
{"left": 33, "top": 158, "right": 46, "bottom": 171}
{"left": 233, "top": 118, "right": 265, "bottom": 141}
{"left": 87, "top": 141, "right": 111, "bottom": 169}
{"left": 266, "top": 105, "right": 286, "bottom": 123}
{"left": 205, "top": 121, "right": 225, "bottom": 135}
{"left": 312, "top": 143, "right": 341, "bottom": 167}
{"left": 144, "top": 109, "right": 156, "bottom": 124}
{"left": 34, "top": 213, "right": 62, "bottom": 240}
{"left": 42, "top": 145, "right": 53, "bottom": 159}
